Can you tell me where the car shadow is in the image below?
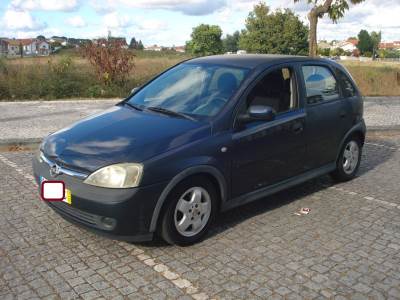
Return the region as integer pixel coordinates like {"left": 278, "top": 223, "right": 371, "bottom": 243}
{"left": 138, "top": 179, "right": 331, "bottom": 248}
{"left": 137, "top": 137, "right": 397, "bottom": 247}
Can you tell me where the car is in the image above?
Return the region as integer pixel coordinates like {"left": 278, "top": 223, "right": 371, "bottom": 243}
{"left": 32, "top": 54, "right": 366, "bottom": 246}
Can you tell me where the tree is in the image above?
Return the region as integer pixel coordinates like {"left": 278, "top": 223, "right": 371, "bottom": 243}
{"left": 19, "top": 42, "right": 23, "bottom": 58}
{"left": 137, "top": 40, "right": 144, "bottom": 50}
{"left": 129, "top": 37, "right": 138, "bottom": 49}
{"left": 318, "top": 47, "right": 331, "bottom": 56}
{"left": 370, "top": 31, "right": 382, "bottom": 59}
{"left": 357, "top": 30, "right": 372, "bottom": 55}
{"left": 239, "top": 3, "right": 308, "bottom": 55}
{"left": 294, "top": 0, "right": 365, "bottom": 57}
{"left": 223, "top": 31, "right": 240, "bottom": 53}
{"left": 379, "top": 49, "right": 400, "bottom": 59}
{"left": 82, "top": 37, "right": 135, "bottom": 85}
{"left": 186, "top": 24, "right": 223, "bottom": 56}
{"left": 331, "top": 47, "right": 345, "bottom": 56}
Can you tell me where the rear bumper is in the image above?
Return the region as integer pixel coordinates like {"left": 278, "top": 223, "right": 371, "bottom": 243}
{"left": 33, "top": 155, "right": 168, "bottom": 242}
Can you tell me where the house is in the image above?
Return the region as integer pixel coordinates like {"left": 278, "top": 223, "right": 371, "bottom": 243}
{"left": 380, "top": 41, "right": 400, "bottom": 50}
{"left": 173, "top": 46, "right": 185, "bottom": 53}
{"left": 0, "top": 38, "right": 8, "bottom": 56}
{"left": 49, "top": 36, "right": 68, "bottom": 46}
{"left": 333, "top": 39, "right": 358, "bottom": 52}
{"left": 6, "top": 39, "right": 23, "bottom": 56}
{"left": 68, "top": 38, "right": 91, "bottom": 48}
{"left": 144, "top": 45, "right": 162, "bottom": 51}
{"left": 5, "top": 38, "right": 50, "bottom": 56}
{"left": 37, "top": 40, "right": 50, "bottom": 56}
{"left": 16, "top": 39, "right": 37, "bottom": 56}
{"left": 109, "top": 37, "right": 128, "bottom": 49}
{"left": 318, "top": 41, "right": 331, "bottom": 50}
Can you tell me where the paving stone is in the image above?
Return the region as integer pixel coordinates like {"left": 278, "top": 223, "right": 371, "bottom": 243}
{"left": 1, "top": 134, "right": 400, "bottom": 299}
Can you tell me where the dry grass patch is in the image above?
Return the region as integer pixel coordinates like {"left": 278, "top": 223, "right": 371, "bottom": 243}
{"left": 341, "top": 61, "right": 400, "bottom": 97}
{"left": 1, "top": 54, "right": 400, "bottom": 100}
{"left": 0, "top": 52, "right": 188, "bottom": 100}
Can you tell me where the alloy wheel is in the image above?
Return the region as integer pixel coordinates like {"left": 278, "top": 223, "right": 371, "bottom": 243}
{"left": 174, "top": 187, "right": 211, "bottom": 237}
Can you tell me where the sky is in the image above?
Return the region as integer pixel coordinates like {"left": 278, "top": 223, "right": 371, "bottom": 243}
{"left": 0, "top": 0, "right": 399, "bottom": 47}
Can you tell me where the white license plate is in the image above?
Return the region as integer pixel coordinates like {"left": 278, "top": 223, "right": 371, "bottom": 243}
{"left": 40, "top": 176, "right": 72, "bottom": 205}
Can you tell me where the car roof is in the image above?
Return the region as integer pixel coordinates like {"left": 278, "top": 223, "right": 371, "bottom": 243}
{"left": 185, "top": 54, "right": 332, "bottom": 69}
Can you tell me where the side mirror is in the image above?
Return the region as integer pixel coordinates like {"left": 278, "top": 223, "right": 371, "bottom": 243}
{"left": 238, "top": 105, "right": 276, "bottom": 124}
{"left": 130, "top": 87, "right": 140, "bottom": 95}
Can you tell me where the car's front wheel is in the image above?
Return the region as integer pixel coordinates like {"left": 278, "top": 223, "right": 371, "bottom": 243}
{"left": 159, "top": 176, "right": 217, "bottom": 246}
{"left": 331, "top": 136, "right": 362, "bottom": 182}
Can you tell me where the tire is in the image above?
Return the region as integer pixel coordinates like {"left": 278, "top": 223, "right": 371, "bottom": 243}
{"left": 159, "top": 176, "right": 218, "bottom": 246}
{"left": 331, "top": 136, "right": 362, "bottom": 182}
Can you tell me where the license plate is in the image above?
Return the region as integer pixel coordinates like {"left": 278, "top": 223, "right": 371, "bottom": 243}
{"left": 40, "top": 177, "right": 72, "bottom": 205}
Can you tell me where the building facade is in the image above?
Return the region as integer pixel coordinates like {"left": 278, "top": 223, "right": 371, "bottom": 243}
{"left": 0, "top": 39, "right": 8, "bottom": 56}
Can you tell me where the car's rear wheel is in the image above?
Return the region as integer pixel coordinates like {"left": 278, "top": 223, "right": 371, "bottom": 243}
{"left": 331, "top": 136, "right": 362, "bottom": 182}
{"left": 159, "top": 176, "right": 217, "bottom": 246}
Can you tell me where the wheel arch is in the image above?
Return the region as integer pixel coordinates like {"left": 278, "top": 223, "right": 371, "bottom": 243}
{"left": 149, "top": 165, "right": 228, "bottom": 232}
{"left": 336, "top": 121, "right": 366, "bottom": 163}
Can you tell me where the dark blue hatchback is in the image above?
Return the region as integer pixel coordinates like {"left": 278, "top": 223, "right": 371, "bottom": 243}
{"left": 33, "top": 54, "right": 366, "bottom": 245}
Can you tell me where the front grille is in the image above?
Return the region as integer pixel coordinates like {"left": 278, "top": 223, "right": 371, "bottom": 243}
{"left": 49, "top": 201, "right": 101, "bottom": 227}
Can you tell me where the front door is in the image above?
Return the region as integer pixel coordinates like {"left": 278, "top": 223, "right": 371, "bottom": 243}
{"left": 231, "top": 66, "right": 307, "bottom": 198}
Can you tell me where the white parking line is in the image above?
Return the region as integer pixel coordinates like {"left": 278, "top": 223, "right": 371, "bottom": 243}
{"left": 0, "top": 153, "right": 210, "bottom": 300}
{"left": 127, "top": 246, "right": 209, "bottom": 299}
{"left": 0, "top": 153, "right": 36, "bottom": 183}
{"left": 326, "top": 184, "right": 400, "bottom": 210}
{"left": 365, "top": 142, "right": 398, "bottom": 151}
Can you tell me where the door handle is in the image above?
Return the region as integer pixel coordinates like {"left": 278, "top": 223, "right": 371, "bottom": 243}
{"left": 292, "top": 123, "right": 303, "bottom": 134}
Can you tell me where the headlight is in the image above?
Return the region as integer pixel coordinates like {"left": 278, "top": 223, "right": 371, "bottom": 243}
{"left": 84, "top": 163, "right": 143, "bottom": 188}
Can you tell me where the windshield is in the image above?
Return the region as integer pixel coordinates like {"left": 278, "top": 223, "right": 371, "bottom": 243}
{"left": 127, "top": 63, "right": 250, "bottom": 117}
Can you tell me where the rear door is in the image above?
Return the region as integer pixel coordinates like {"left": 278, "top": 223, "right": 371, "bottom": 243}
{"left": 299, "top": 63, "right": 352, "bottom": 169}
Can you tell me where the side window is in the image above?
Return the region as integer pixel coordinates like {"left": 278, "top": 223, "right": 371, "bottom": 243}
{"left": 246, "top": 67, "right": 297, "bottom": 114}
{"left": 336, "top": 68, "right": 356, "bottom": 98}
{"left": 302, "top": 65, "right": 339, "bottom": 104}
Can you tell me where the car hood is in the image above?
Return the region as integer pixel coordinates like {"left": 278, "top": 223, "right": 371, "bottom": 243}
{"left": 42, "top": 105, "right": 210, "bottom": 173}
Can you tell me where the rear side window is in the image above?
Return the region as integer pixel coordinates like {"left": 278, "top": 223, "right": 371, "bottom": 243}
{"left": 302, "top": 65, "right": 339, "bottom": 104}
{"left": 336, "top": 68, "right": 356, "bottom": 98}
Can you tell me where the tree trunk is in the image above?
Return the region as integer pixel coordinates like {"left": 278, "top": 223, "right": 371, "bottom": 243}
{"left": 308, "top": 11, "right": 318, "bottom": 57}
{"left": 307, "top": 0, "right": 333, "bottom": 57}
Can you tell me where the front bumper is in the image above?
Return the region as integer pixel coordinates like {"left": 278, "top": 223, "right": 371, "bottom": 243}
{"left": 32, "top": 155, "right": 167, "bottom": 242}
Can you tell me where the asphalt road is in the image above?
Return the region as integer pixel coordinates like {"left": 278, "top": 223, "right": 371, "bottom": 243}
{"left": 0, "top": 97, "right": 400, "bottom": 145}
{"left": 1, "top": 133, "right": 400, "bottom": 299}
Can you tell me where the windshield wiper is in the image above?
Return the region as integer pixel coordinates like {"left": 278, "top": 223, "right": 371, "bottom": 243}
{"left": 146, "top": 106, "right": 195, "bottom": 121}
{"left": 123, "top": 102, "right": 143, "bottom": 111}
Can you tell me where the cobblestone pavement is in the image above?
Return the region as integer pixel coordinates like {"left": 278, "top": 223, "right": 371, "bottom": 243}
{"left": 364, "top": 98, "right": 400, "bottom": 129}
{"left": 0, "top": 100, "right": 117, "bottom": 144}
{"left": 1, "top": 134, "right": 400, "bottom": 299}
{"left": 0, "top": 97, "right": 399, "bottom": 144}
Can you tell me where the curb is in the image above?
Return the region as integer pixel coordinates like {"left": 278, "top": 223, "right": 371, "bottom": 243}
{"left": 367, "top": 125, "right": 400, "bottom": 131}
{"left": 0, "top": 99, "right": 121, "bottom": 105}
{"left": 363, "top": 97, "right": 400, "bottom": 104}
{"left": 0, "top": 138, "right": 41, "bottom": 152}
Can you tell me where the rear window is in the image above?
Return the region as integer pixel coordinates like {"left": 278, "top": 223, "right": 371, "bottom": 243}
{"left": 336, "top": 68, "right": 357, "bottom": 98}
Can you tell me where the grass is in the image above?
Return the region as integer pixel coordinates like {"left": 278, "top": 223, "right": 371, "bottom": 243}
{"left": 0, "top": 52, "right": 399, "bottom": 100}
{"left": 341, "top": 61, "right": 400, "bottom": 97}
{"left": 0, "top": 50, "right": 190, "bottom": 100}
